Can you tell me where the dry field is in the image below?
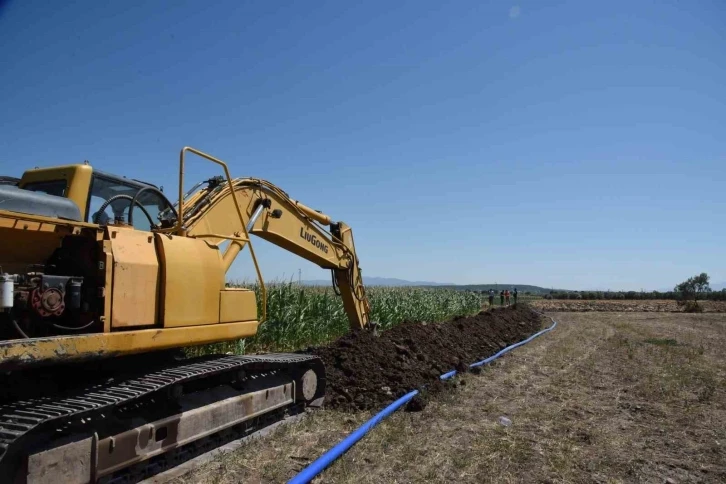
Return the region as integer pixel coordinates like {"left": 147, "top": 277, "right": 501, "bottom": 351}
{"left": 531, "top": 299, "right": 726, "bottom": 313}
{"left": 170, "top": 311, "right": 726, "bottom": 484}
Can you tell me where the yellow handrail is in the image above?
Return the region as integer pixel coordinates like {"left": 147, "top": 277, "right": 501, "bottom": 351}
{"left": 176, "top": 146, "right": 267, "bottom": 324}
{"left": 191, "top": 233, "right": 250, "bottom": 243}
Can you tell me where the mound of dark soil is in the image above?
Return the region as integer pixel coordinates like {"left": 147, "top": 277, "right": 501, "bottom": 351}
{"left": 303, "top": 304, "right": 545, "bottom": 412}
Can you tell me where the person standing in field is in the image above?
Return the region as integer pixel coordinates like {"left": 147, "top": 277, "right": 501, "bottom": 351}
{"left": 500, "top": 290, "right": 504, "bottom": 306}
{"left": 505, "top": 289, "right": 511, "bottom": 306}
{"left": 488, "top": 289, "right": 495, "bottom": 308}
{"left": 513, "top": 288, "right": 518, "bottom": 304}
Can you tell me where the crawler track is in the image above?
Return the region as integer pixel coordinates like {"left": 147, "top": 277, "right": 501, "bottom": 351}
{"left": 0, "top": 353, "right": 325, "bottom": 483}
{"left": 106, "top": 401, "right": 305, "bottom": 484}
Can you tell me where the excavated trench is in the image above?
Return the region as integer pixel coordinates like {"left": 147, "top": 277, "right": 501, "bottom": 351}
{"left": 302, "top": 304, "right": 545, "bottom": 412}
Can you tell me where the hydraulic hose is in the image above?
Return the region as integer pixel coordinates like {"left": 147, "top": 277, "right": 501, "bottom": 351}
{"left": 288, "top": 310, "right": 558, "bottom": 484}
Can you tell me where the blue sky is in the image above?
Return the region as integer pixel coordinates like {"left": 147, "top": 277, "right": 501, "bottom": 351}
{"left": 1, "top": 0, "right": 724, "bottom": 291}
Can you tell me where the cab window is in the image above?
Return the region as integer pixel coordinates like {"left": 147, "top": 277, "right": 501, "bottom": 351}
{"left": 86, "top": 175, "right": 165, "bottom": 231}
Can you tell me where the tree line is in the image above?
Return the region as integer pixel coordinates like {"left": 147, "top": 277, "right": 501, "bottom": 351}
{"left": 543, "top": 289, "right": 726, "bottom": 301}
{"left": 544, "top": 273, "right": 724, "bottom": 301}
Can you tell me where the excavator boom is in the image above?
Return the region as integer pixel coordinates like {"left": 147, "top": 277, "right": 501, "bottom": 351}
{"left": 175, "top": 174, "right": 371, "bottom": 330}
{"left": 172, "top": 146, "right": 371, "bottom": 331}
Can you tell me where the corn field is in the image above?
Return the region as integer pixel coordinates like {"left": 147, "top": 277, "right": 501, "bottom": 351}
{"left": 185, "top": 281, "right": 481, "bottom": 357}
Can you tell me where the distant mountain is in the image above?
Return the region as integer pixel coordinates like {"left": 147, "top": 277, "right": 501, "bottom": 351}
{"left": 300, "top": 277, "right": 558, "bottom": 293}
{"left": 301, "top": 276, "right": 454, "bottom": 287}
{"left": 363, "top": 277, "right": 456, "bottom": 286}
{"left": 301, "top": 276, "right": 725, "bottom": 292}
{"left": 436, "top": 284, "right": 563, "bottom": 294}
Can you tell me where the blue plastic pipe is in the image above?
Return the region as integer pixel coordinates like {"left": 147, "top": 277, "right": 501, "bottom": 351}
{"left": 439, "top": 370, "right": 457, "bottom": 380}
{"left": 287, "top": 390, "right": 419, "bottom": 484}
{"left": 288, "top": 312, "right": 557, "bottom": 484}
{"left": 470, "top": 316, "right": 557, "bottom": 369}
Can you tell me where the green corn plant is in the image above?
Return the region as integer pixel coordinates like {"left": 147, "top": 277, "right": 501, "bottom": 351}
{"left": 184, "top": 281, "right": 481, "bottom": 357}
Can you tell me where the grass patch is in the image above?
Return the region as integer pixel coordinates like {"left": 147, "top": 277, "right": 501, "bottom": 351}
{"left": 643, "top": 338, "right": 679, "bottom": 346}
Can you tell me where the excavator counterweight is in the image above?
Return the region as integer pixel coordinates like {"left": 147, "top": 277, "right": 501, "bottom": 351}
{"left": 0, "top": 147, "right": 372, "bottom": 483}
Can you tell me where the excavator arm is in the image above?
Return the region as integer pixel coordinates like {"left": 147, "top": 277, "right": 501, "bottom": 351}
{"left": 163, "top": 149, "right": 372, "bottom": 331}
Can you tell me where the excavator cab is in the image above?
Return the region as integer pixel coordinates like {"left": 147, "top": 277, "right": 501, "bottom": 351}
{"left": 16, "top": 163, "right": 174, "bottom": 231}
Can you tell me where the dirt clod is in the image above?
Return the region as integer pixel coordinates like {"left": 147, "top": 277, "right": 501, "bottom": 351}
{"left": 404, "top": 394, "right": 427, "bottom": 412}
{"left": 304, "top": 305, "right": 544, "bottom": 412}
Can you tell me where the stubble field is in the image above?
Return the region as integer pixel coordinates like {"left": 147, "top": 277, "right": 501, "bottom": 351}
{"left": 169, "top": 308, "right": 726, "bottom": 484}
{"left": 531, "top": 299, "right": 726, "bottom": 313}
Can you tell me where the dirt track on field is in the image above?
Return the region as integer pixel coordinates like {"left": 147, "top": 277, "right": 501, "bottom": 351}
{"left": 531, "top": 299, "right": 726, "bottom": 313}
{"left": 302, "top": 305, "right": 544, "bottom": 412}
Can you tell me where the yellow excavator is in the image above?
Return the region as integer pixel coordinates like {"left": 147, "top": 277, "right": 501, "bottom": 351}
{"left": 0, "top": 147, "right": 372, "bottom": 483}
